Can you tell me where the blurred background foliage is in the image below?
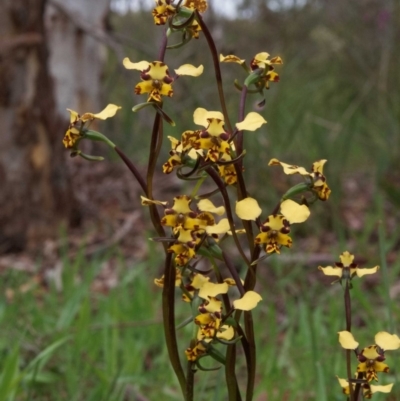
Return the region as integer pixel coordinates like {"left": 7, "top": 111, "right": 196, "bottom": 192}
{"left": 1, "top": 0, "right": 400, "bottom": 399}
{"left": 105, "top": 0, "right": 400, "bottom": 244}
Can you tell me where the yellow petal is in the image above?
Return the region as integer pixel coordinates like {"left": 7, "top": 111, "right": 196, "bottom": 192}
{"left": 356, "top": 266, "right": 379, "bottom": 277}
{"left": 233, "top": 291, "right": 262, "bottom": 311}
{"left": 268, "top": 158, "right": 309, "bottom": 176}
{"left": 206, "top": 218, "right": 230, "bottom": 235}
{"left": 195, "top": 313, "right": 213, "bottom": 325}
{"left": 280, "top": 199, "right": 310, "bottom": 224}
{"left": 312, "top": 159, "right": 327, "bottom": 174}
{"left": 198, "top": 282, "right": 229, "bottom": 299}
{"left": 375, "top": 332, "right": 400, "bottom": 350}
{"left": 219, "top": 54, "right": 245, "bottom": 64}
{"left": 122, "top": 58, "right": 150, "bottom": 71}
{"left": 197, "top": 199, "right": 225, "bottom": 215}
{"left": 202, "top": 297, "right": 222, "bottom": 313}
{"left": 236, "top": 112, "right": 267, "bottom": 131}
{"left": 167, "top": 135, "right": 180, "bottom": 146}
{"left": 193, "top": 108, "right": 224, "bottom": 127}
{"left": 175, "top": 64, "right": 204, "bottom": 76}
{"left": 67, "top": 109, "right": 79, "bottom": 123}
{"left": 188, "top": 148, "right": 200, "bottom": 159}
{"left": 223, "top": 278, "right": 236, "bottom": 286}
{"left": 370, "top": 383, "right": 394, "bottom": 394}
{"left": 270, "top": 56, "right": 283, "bottom": 65}
{"left": 140, "top": 196, "right": 167, "bottom": 206}
{"left": 318, "top": 266, "right": 343, "bottom": 277}
{"left": 254, "top": 52, "right": 270, "bottom": 62}
{"left": 338, "top": 331, "right": 359, "bottom": 349}
{"left": 339, "top": 251, "right": 354, "bottom": 266}
{"left": 217, "top": 325, "right": 235, "bottom": 340}
{"left": 336, "top": 376, "right": 349, "bottom": 390}
{"left": 191, "top": 274, "right": 210, "bottom": 289}
{"left": 172, "top": 195, "right": 192, "bottom": 214}
{"left": 235, "top": 197, "right": 262, "bottom": 221}
{"left": 92, "top": 104, "right": 121, "bottom": 120}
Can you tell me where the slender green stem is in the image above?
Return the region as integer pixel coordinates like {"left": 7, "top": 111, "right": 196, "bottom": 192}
{"left": 190, "top": 175, "right": 206, "bottom": 198}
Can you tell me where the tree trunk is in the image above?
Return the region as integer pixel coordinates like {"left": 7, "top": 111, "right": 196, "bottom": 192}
{"left": 0, "top": 0, "right": 111, "bottom": 254}
{"left": 45, "top": 0, "right": 111, "bottom": 115}
{"left": 0, "top": 0, "right": 73, "bottom": 253}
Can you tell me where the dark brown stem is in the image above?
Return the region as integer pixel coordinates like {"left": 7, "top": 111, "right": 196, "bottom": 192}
{"left": 236, "top": 85, "right": 248, "bottom": 160}
{"left": 194, "top": 11, "right": 233, "bottom": 134}
{"left": 162, "top": 252, "right": 187, "bottom": 397}
{"left": 158, "top": 28, "right": 168, "bottom": 62}
{"left": 344, "top": 280, "right": 355, "bottom": 401}
{"left": 344, "top": 280, "right": 351, "bottom": 331}
{"left": 234, "top": 86, "right": 255, "bottom": 251}
{"left": 115, "top": 144, "right": 166, "bottom": 250}
{"left": 225, "top": 344, "right": 242, "bottom": 401}
{"left": 222, "top": 250, "right": 245, "bottom": 296}
{"left": 353, "top": 372, "right": 363, "bottom": 401}
{"left": 114, "top": 146, "right": 147, "bottom": 194}
{"left": 186, "top": 361, "right": 194, "bottom": 401}
{"left": 243, "top": 311, "right": 256, "bottom": 401}
{"left": 205, "top": 167, "right": 251, "bottom": 268}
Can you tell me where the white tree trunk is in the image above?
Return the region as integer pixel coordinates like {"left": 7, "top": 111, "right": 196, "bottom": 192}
{"left": 45, "top": 0, "right": 111, "bottom": 114}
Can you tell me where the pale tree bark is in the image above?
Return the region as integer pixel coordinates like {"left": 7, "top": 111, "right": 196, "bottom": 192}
{"left": 45, "top": 0, "right": 111, "bottom": 114}
{"left": 0, "top": 0, "right": 110, "bottom": 253}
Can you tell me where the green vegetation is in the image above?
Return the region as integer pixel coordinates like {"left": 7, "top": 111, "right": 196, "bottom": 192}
{"left": 1, "top": 235, "right": 399, "bottom": 399}
{"left": 2, "top": 1, "right": 400, "bottom": 399}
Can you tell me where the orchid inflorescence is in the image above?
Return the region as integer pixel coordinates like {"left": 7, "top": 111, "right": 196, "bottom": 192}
{"left": 61, "top": 2, "right": 395, "bottom": 400}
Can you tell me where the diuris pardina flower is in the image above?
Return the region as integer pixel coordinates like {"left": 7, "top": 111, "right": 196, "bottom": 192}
{"left": 62, "top": 104, "right": 121, "bottom": 149}
{"left": 236, "top": 198, "right": 310, "bottom": 254}
{"left": 184, "top": 274, "right": 261, "bottom": 361}
{"left": 220, "top": 52, "right": 282, "bottom": 89}
{"left": 152, "top": 0, "right": 208, "bottom": 26}
{"left": 163, "top": 108, "right": 267, "bottom": 185}
{"left": 160, "top": 196, "right": 229, "bottom": 266}
{"left": 336, "top": 376, "right": 393, "bottom": 399}
{"left": 338, "top": 331, "right": 400, "bottom": 383}
{"left": 161, "top": 195, "right": 217, "bottom": 234}
{"left": 319, "top": 251, "right": 379, "bottom": 284}
{"left": 269, "top": 158, "right": 331, "bottom": 201}
{"left": 154, "top": 267, "right": 182, "bottom": 288}
{"left": 162, "top": 135, "right": 200, "bottom": 174}
{"left": 142, "top": 196, "right": 229, "bottom": 266}
{"left": 123, "top": 58, "right": 203, "bottom": 103}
